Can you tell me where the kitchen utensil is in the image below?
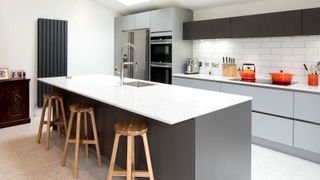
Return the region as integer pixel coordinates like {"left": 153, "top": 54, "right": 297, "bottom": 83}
{"left": 240, "top": 63, "right": 256, "bottom": 80}
{"left": 270, "top": 70, "right": 294, "bottom": 84}
{"left": 303, "top": 64, "right": 309, "bottom": 71}
{"left": 308, "top": 74, "right": 319, "bottom": 86}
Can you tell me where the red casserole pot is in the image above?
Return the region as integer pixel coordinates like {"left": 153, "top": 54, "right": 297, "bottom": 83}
{"left": 270, "top": 71, "right": 294, "bottom": 84}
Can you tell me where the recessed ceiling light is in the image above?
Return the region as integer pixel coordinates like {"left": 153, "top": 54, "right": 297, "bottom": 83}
{"left": 117, "top": 0, "right": 150, "bottom": 6}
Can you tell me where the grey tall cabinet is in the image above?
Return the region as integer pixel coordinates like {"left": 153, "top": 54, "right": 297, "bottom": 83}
{"left": 114, "top": 7, "right": 193, "bottom": 77}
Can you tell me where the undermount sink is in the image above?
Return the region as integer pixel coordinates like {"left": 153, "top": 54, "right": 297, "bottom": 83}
{"left": 124, "top": 81, "right": 156, "bottom": 87}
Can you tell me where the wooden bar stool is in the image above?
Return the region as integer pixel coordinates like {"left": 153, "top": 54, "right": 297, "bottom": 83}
{"left": 61, "top": 103, "right": 102, "bottom": 178}
{"left": 37, "top": 92, "right": 68, "bottom": 150}
{"left": 107, "top": 120, "right": 155, "bottom": 180}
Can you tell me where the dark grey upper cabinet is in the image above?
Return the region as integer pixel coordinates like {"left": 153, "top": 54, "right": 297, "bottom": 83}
{"left": 303, "top": 8, "right": 320, "bottom": 35}
{"left": 231, "top": 10, "right": 302, "bottom": 38}
{"left": 183, "top": 18, "right": 231, "bottom": 40}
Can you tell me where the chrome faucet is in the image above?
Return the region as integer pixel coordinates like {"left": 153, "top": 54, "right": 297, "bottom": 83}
{"left": 119, "top": 43, "right": 138, "bottom": 86}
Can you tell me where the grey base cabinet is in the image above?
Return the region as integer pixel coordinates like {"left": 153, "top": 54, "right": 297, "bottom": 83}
{"left": 173, "top": 76, "right": 320, "bottom": 161}
{"left": 221, "top": 83, "right": 294, "bottom": 118}
{"left": 294, "top": 121, "right": 320, "bottom": 154}
{"left": 252, "top": 112, "right": 293, "bottom": 146}
{"left": 294, "top": 92, "right": 320, "bottom": 124}
{"left": 172, "top": 77, "right": 221, "bottom": 92}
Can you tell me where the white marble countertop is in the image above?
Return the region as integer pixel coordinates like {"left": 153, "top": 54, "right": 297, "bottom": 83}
{"left": 37, "top": 74, "right": 252, "bottom": 125}
{"left": 173, "top": 74, "right": 320, "bottom": 94}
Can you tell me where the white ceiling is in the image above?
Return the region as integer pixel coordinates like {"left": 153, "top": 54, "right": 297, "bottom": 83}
{"left": 95, "top": 0, "right": 263, "bottom": 14}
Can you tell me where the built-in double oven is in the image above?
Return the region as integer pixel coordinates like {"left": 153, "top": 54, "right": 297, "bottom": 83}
{"left": 150, "top": 35, "right": 172, "bottom": 84}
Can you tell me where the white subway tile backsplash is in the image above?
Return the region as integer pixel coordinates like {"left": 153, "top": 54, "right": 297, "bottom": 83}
{"left": 193, "top": 36, "right": 320, "bottom": 83}
{"left": 261, "top": 41, "right": 281, "bottom": 48}
{"left": 271, "top": 48, "right": 293, "bottom": 55}
{"left": 242, "top": 54, "right": 260, "bottom": 61}
{"left": 254, "top": 60, "right": 272, "bottom": 66}
{"left": 271, "top": 61, "right": 283, "bottom": 68}
{"left": 249, "top": 37, "right": 272, "bottom": 42}
{"left": 292, "top": 36, "right": 319, "bottom": 41}
{"left": 234, "top": 48, "right": 252, "bottom": 54}
{"left": 305, "top": 41, "right": 320, "bottom": 48}
{"left": 282, "top": 55, "right": 305, "bottom": 62}
{"left": 243, "top": 42, "right": 261, "bottom": 48}
{"left": 251, "top": 48, "right": 271, "bottom": 55}
{"left": 293, "top": 48, "right": 318, "bottom": 55}
{"left": 260, "top": 55, "right": 281, "bottom": 61}
{"left": 271, "top": 37, "right": 292, "bottom": 42}
{"left": 293, "top": 62, "right": 304, "bottom": 69}
{"left": 282, "top": 41, "right": 305, "bottom": 48}
{"left": 305, "top": 55, "right": 320, "bottom": 61}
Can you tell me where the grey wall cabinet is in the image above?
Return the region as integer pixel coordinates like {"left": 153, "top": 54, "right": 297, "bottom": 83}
{"left": 121, "top": 12, "right": 150, "bottom": 31}
{"left": 134, "top": 12, "right": 151, "bottom": 30}
{"left": 121, "top": 15, "right": 135, "bottom": 31}
{"left": 231, "top": 10, "right": 302, "bottom": 38}
{"left": 150, "top": 8, "right": 174, "bottom": 32}
{"left": 294, "top": 92, "right": 320, "bottom": 124}
{"left": 252, "top": 112, "right": 293, "bottom": 146}
{"left": 303, "top": 8, "right": 320, "bottom": 35}
{"left": 172, "top": 77, "right": 221, "bottom": 92}
{"left": 183, "top": 9, "right": 320, "bottom": 40}
{"left": 294, "top": 121, "right": 320, "bottom": 154}
{"left": 220, "top": 83, "right": 294, "bottom": 118}
{"left": 183, "top": 18, "right": 231, "bottom": 40}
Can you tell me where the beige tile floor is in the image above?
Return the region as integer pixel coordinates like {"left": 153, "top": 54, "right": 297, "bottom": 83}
{"left": 0, "top": 115, "right": 320, "bottom": 180}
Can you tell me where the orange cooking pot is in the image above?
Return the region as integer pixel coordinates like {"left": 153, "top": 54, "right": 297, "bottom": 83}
{"left": 270, "top": 71, "right": 294, "bottom": 84}
{"left": 240, "top": 63, "right": 256, "bottom": 80}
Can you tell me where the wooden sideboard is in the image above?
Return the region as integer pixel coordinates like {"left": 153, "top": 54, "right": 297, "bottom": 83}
{"left": 0, "top": 79, "right": 30, "bottom": 128}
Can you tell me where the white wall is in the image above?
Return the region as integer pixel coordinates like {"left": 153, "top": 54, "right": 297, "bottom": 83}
{"left": 0, "top": 0, "right": 118, "bottom": 113}
{"left": 194, "top": 0, "right": 320, "bottom": 20}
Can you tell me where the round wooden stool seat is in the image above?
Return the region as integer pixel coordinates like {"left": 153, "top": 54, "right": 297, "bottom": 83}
{"left": 70, "top": 103, "right": 94, "bottom": 113}
{"left": 43, "top": 92, "right": 63, "bottom": 99}
{"left": 115, "top": 120, "right": 148, "bottom": 136}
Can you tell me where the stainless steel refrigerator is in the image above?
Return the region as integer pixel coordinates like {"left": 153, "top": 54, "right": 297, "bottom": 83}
{"left": 115, "top": 30, "right": 149, "bottom": 81}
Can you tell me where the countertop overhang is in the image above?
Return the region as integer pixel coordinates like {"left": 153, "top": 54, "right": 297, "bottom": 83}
{"left": 37, "top": 74, "right": 252, "bottom": 125}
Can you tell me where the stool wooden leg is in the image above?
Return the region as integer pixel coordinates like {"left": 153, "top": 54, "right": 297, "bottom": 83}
{"left": 142, "top": 133, "right": 155, "bottom": 180}
{"left": 59, "top": 97, "right": 68, "bottom": 134}
{"left": 84, "top": 112, "right": 89, "bottom": 159}
{"left": 55, "top": 99, "right": 61, "bottom": 137}
{"left": 45, "top": 99, "right": 52, "bottom": 150}
{"left": 107, "top": 133, "right": 120, "bottom": 180}
{"left": 90, "top": 111, "right": 102, "bottom": 168}
{"left": 127, "top": 136, "right": 132, "bottom": 180}
{"left": 37, "top": 99, "right": 47, "bottom": 143}
{"left": 73, "top": 112, "right": 82, "bottom": 178}
{"left": 62, "top": 111, "right": 75, "bottom": 166}
{"left": 131, "top": 136, "right": 135, "bottom": 180}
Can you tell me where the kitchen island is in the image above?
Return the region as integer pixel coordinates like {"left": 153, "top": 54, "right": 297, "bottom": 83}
{"left": 38, "top": 74, "right": 252, "bottom": 180}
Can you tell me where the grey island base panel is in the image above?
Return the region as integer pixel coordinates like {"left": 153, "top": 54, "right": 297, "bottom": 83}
{"left": 58, "top": 88, "right": 251, "bottom": 180}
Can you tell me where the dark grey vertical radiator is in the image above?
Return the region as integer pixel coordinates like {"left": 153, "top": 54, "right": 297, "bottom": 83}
{"left": 37, "top": 18, "right": 68, "bottom": 107}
